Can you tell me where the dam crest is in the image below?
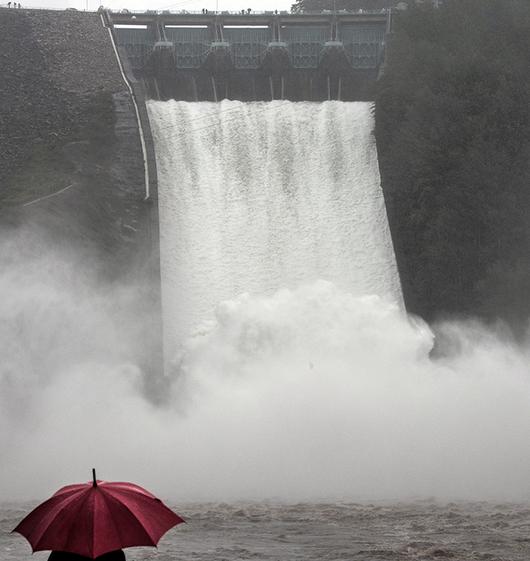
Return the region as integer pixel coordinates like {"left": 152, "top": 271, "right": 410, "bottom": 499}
{"left": 109, "top": 9, "right": 392, "bottom": 102}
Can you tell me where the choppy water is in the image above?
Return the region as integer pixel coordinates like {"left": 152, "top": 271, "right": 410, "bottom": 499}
{"left": 3, "top": 502, "right": 530, "bottom": 561}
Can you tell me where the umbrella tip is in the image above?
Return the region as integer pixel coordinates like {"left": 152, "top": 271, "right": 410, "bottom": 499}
{"left": 92, "top": 468, "right": 97, "bottom": 487}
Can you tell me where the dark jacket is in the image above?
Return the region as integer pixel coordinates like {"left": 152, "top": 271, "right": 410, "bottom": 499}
{"left": 48, "top": 551, "right": 126, "bottom": 561}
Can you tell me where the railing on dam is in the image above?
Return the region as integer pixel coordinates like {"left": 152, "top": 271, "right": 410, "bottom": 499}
{"left": 110, "top": 10, "right": 389, "bottom": 73}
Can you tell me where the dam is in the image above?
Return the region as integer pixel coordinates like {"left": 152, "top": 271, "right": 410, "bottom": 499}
{"left": 0, "top": 6, "right": 400, "bottom": 367}
{"left": 104, "top": 8, "right": 402, "bottom": 348}
{"left": 4, "top": 4, "right": 530, "bottom": 531}
{"left": 110, "top": 9, "right": 391, "bottom": 101}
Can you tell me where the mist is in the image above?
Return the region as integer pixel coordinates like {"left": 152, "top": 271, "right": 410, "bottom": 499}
{"left": 1, "top": 229, "right": 530, "bottom": 504}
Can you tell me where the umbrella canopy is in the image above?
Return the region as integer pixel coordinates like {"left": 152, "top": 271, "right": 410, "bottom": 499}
{"left": 13, "top": 470, "right": 185, "bottom": 559}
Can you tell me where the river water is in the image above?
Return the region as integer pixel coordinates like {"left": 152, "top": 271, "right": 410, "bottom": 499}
{"left": 3, "top": 501, "right": 530, "bottom": 561}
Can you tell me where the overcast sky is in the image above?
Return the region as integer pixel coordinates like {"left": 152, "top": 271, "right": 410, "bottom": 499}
{"left": 19, "top": 0, "right": 295, "bottom": 14}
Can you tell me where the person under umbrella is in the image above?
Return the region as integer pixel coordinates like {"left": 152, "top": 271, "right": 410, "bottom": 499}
{"left": 48, "top": 552, "right": 125, "bottom": 561}
{"left": 13, "top": 470, "right": 184, "bottom": 560}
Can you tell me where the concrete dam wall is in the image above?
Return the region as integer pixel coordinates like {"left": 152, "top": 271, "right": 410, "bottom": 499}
{"left": 111, "top": 10, "right": 390, "bottom": 102}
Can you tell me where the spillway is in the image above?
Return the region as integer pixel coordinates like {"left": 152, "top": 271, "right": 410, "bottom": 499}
{"left": 147, "top": 100, "right": 402, "bottom": 346}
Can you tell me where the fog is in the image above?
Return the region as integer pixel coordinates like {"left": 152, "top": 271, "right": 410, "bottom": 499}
{"left": 1, "top": 230, "right": 530, "bottom": 504}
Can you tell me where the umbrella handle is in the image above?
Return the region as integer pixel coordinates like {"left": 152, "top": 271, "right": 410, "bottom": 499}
{"left": 92, "top": 468, "right": 97, "bottom": 487}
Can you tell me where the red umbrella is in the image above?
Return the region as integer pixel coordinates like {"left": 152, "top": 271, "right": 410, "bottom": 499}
{"left": 13, "top": 470, "right": 185, "bottom": 559}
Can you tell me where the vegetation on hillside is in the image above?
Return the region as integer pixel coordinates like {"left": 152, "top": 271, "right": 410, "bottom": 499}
{"left": 375, "top": 0, "right": 530, "bottom": 330}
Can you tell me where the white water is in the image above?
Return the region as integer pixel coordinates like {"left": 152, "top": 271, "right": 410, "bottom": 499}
{"left": 2, "top": 101, "right": 530, "bottom": 505}
{"left": 148, "top": 100, "right": 402, "bottom": 346}
{"left": 2, "top": 268, "right": 530, "bottom": 502}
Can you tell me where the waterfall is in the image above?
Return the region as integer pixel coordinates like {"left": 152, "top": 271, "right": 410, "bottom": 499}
{"left": 148, "top": 100, "right": 402, "bottom": 346}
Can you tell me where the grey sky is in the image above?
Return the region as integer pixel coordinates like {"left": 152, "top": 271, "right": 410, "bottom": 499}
{"left": 19, "top": 0, "right": 294, "bottom": 13}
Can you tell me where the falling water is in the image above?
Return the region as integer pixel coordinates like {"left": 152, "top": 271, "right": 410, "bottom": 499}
{"left": 147, "top": 100, "right": 402, "bottom": 346}
{"left": 2, "top": 102, "right": 530, "bottom": 516}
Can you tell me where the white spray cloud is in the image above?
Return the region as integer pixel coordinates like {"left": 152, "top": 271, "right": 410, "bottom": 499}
{"left": 1, "top": 242, "right": 529, "bottom": 503}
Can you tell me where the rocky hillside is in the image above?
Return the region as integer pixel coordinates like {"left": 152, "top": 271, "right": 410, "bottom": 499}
{"left": 0, "top": 8, "right": 162, "bottom": 388}
{"left": 0, "top": 8, "right": 149, "bottom": 275}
